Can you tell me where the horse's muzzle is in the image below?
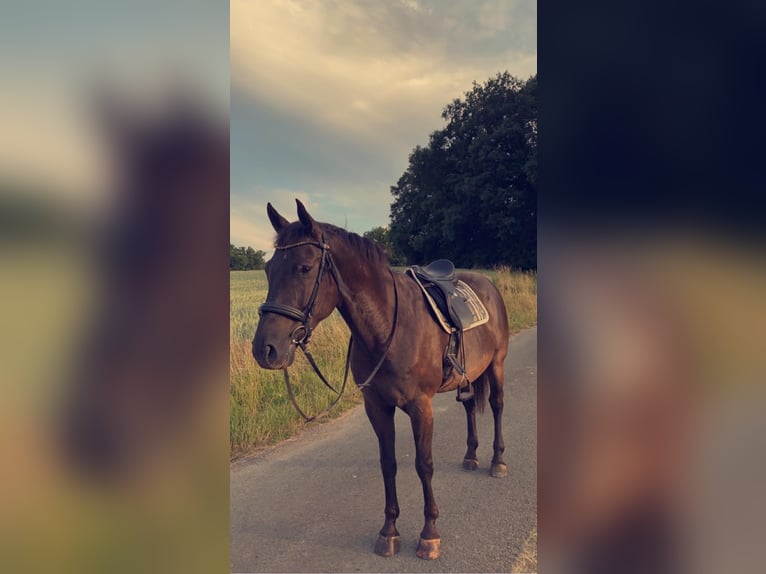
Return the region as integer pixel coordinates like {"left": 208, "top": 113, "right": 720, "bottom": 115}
{"left": 252, "top": 339, "right": 296, "bottom": 369}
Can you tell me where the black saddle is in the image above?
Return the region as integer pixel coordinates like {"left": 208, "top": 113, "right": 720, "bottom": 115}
{"left": 409, "top": 259, "right": 475, "bottom": 402}
{"left": 415, "top": 258, "right": 455, "bottom": 281}
{"left": 410, "top": 259, "right": 473, "bottom": 330}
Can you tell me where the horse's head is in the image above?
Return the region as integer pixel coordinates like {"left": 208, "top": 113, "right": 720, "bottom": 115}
{"left": 252, "top": 199, "right": 340, "bottom": 369}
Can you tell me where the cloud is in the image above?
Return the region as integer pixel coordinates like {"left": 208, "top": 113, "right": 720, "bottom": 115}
{"left": 230, "top": 0, "right": 537, "bottom": 240}
{"left": 231, "top": 0, "right": 536, "bottom": 158}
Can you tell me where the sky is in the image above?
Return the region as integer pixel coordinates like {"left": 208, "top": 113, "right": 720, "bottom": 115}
{"left": 230, "top": 0, "right": 537, "bottom": 253}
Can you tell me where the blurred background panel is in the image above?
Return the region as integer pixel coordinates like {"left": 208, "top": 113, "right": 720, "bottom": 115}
{"left": 539, "top": 232, "right": 766, "bottom": 574}
{"left": 0, "top": 2, "right": 229, "bottom": 573}
{"left": 539, "top": 1, "right": 766, "bottom": 573}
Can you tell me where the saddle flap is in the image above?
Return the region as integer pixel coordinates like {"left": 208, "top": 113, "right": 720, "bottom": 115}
{"left": 445, "top": 289, "right": 476, "bottom": 331}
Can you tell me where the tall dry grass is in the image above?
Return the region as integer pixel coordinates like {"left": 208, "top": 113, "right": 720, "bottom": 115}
{"left": 230, "top": 268, "right": 536, "bottom": 458}
{"left": 488, "top": 267, "right": 538, "bottom": 335}
{"left": 230, "top": 271, "right": 357, "bottom": 456}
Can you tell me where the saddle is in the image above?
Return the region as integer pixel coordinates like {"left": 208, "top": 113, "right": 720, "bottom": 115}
{"left": 406, "top": 260, "right": 490, "bottom": 402}
{"left": 410, "top": 260, "right": 469, "bottom": 329}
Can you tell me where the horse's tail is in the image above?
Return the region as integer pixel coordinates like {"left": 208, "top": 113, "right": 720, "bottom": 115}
{"left": 473, "top": 372, "right": 489, "bottom": 414}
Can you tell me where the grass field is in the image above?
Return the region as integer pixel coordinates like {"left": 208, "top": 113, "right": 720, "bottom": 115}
{"left": 230, "top": 268, "right": 536, "bottom": 458}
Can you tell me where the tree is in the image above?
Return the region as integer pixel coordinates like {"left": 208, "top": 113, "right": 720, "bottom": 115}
{"left": 230, "top": 244, "right": 266, "bottom": 270}
{"left": 362, "top": 226, "right": 406, "bottom": 266}
{"left": 389, "top": 72, "right": 536, "bottom": 269}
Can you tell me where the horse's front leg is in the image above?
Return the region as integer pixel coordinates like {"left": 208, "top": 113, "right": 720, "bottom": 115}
{"left": 405, "top": 396, "right": 441, "bottom": 560}
{"left": 364, "top": 397, "right": 400, "bottom": 556}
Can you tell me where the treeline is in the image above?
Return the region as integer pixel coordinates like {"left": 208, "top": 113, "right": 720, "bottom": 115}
{"left": 237, "top": 72, "right": 535, "bottom": 271}
{"left": 386, "top": 72, "right": 536, "bottom": 270}
{"left": 230, "top": 244, "right": 266, "bottom": 270}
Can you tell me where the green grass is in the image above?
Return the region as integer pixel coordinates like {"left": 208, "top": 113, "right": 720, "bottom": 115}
{"left": 230, "top": 271, "right": 357, "bottom": 456}
{"left": 230, "top": 268, "right": 536, "bottom": 458}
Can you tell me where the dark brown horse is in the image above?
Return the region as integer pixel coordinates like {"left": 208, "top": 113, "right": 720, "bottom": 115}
{"left": 252, "top": 199, "right": 510, "bottom": 560}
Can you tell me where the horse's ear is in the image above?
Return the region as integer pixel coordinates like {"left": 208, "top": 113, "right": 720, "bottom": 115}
{"left": 296, "top": 199, "right": 320, "bottom": 236}
{"left": 267, "top": 203, "right": 290, "bottom": 232}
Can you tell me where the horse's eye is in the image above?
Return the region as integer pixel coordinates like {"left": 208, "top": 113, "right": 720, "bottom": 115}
{"left": 299, "top": 265, "right": 312, "bottom": 275}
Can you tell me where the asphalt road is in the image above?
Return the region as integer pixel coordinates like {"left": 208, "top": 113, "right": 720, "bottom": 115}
{"left": 230, "top": 327, "right": 537, "bottom": 573}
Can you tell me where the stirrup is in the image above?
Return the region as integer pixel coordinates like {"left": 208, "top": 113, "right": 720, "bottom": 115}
{"left": 456, "top": 381, "right": 474, "bottom": 402}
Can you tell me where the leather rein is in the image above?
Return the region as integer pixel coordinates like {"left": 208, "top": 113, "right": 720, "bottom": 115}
{"left": 258, "top": 232, "right": 399, "bottom": 422}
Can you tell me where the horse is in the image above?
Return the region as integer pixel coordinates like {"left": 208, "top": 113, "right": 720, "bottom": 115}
{"left": 252, "top": 199, "right": 510, "bottom": 560}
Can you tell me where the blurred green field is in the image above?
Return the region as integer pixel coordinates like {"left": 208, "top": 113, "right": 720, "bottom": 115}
{"left": 230, "top": 268, "right": 537, "bottom": 458}
{"left": 0, "top": 243, "right": 228, "bottom": 574}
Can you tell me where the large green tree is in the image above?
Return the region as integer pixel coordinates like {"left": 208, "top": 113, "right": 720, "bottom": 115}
{"left": 389, "top": 72, "right": 536, "bottom": 269}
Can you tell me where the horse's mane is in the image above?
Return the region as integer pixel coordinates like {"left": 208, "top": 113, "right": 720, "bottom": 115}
{"left": 326, "top": 224, "right": 390, "bottom": 266}
{"left": 277, "top": 222, "right": 390, "bottom": 266}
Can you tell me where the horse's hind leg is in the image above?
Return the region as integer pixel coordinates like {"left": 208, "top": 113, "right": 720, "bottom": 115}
{"left": 488, "top": 356, "right": 508, "bottom": 478}
{"left": 461, "top": 375, "right": 484, "bottom": 470}
{"left": 364, "top": 397, "right": 400, "bottom": 556}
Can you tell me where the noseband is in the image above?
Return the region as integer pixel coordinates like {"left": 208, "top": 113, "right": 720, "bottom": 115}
{"left": 257, "top": 231, "right": 399, "bottom": 422}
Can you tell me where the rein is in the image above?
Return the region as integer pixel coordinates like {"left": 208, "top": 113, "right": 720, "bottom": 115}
{"left": 258, "top": 232, "right": 399, "bottom": 422}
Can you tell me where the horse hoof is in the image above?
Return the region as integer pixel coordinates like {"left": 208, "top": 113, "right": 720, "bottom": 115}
{"left": 416, "top": 537, "right": 441, "bottom": 560}
{"left": 490, "top": 462, "right": 508, "bottom": 478}
{"left": 374, "top": 534, "right": 400, "bottom": 557}
{"left": 463, "top": 458, "right": 479, "bottom": 471}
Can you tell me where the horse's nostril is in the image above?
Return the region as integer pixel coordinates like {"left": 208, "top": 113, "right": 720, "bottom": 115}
{"left": 252, "top": 339, "right": 283, "bottom": 369}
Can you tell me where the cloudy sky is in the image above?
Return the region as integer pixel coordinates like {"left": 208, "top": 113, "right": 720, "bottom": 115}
{"left": 230, "top": 0, "right": 536, "bottom": 252}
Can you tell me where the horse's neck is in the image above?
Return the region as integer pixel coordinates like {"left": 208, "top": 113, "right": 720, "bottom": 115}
{"left": 332, "top": 247, "right": 394, "bottom": 352}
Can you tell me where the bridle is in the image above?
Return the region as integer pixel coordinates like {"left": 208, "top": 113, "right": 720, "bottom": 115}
{"left": 258, "top": 230, "right": 399, "bottom": 421}
{"left": 258, "top": 235, "right": 335, "bottom": 348}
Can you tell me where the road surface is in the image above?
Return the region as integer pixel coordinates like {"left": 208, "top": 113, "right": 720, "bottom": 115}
{"left": 231, "top": 327, "right": 536, "bottom": 573}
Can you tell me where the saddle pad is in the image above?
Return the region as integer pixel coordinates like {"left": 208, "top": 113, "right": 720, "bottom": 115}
{"left": 406, "top": 269, "right": 490, "bottom": 334}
